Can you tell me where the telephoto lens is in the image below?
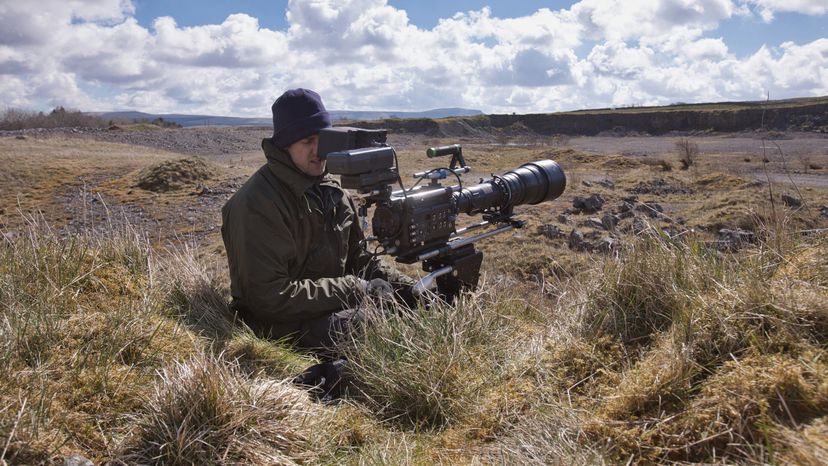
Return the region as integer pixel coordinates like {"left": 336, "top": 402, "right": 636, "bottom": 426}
{"left": 454, "top": 159, "right": 566, "bottom": 214}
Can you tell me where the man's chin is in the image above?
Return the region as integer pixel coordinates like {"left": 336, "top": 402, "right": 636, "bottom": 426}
{"left": 307, "top": 164, "right": 325, "bottom": 177}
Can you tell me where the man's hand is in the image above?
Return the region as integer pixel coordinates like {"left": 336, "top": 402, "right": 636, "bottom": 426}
{"left": 363, "top": 278, "right": 394, "bottom": 299}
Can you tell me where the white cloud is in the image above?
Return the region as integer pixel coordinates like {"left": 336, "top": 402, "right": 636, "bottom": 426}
{"left": 153, "top": 14, "right": 288, "bottom": 68}
{"left": 742, "top": 0, "right": 828, "bottom": 22}
{"left": 0, "top": 0, "right": 826, "bottom": 115}
{"left": 570, "top": 0, "right": 735, "bottom": 42}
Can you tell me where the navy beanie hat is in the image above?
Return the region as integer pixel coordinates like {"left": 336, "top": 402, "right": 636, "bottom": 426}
{"left": 271, "top": 88, "right": 331, "bottom": 149}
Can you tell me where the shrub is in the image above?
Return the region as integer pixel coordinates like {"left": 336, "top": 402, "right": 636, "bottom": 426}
{"left": 0, "top": 107, "right": 107, "bottom": 130}
{"left": 675, "top": 137, "right": 699, "bottom": 170}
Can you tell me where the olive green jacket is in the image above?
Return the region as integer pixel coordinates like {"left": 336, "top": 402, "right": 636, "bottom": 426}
{"left": 221, "top": 138, "right": 395, "bottom": 338}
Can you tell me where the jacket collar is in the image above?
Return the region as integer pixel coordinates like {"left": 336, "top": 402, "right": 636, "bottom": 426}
{"left": 261, "top": 138, "right": 336, "bottom": 199}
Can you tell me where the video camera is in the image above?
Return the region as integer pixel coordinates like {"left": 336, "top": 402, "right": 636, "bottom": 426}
{"left": 318, "top": 126, "right": 566, "bottom": 300}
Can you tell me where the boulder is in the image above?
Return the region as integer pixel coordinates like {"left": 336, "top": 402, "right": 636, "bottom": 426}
{"left": 601, "top": 213, "right": 620, "bottom": 230}
{"left": 597, "top": 178, "right": 616, "bottom": 189}
{"left": 718, "top": 228, "right": 756, "bottom": 251}
{"left": 594, "top": 236, "right": 621, "bottom": 254}
{"left": 568, "top": 229, "right": 590, "bottom": 251}
{"left": 64, "top": 455, "right": 94, "bottom": 466}
{"left": 572, "top": 194, "right": 605, "bottom": 214}
{"left": 617, "top": 201, "right": 635, "bottom": 213}
{"left": 538, "top": 224, "right": 565, "bottom": 239}
{"left": 781, "top": 194, "right": 802, "bottom": 209}
{"left": 635, "top": 202, "right": 664, "bottom": 218}
{"left": 585, "top": 217, "right": 606, "bottom": 230}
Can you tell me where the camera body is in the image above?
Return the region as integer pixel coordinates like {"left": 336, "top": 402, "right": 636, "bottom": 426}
{"left": 318, "top": 126, "right": 566, "bottom": 297}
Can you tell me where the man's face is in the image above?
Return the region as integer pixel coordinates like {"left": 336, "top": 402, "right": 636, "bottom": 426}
{"left": 286, "top": 134, "right": 325, "bottom": 177}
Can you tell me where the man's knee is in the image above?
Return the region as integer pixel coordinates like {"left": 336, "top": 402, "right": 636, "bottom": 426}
{"left": 296, "top": 308, "right": 361, "bottom": 356}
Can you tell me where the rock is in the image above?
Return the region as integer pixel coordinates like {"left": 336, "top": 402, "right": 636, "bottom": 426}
{"left": 557, "top": 213, "right": 570, "bottom": 224}
{"left": 820, "top": 205, "right": 828, "bottom": 218}
{"left": 572, "top": 194, "right": 605, "bottom": 214}
{"left": 1, "top": 231, "right": 19, "bottom": 245}
{"left": 585, "top": 217, "right": 606, "bottom": 230}
{"left": 629, "top": 178, "right": 693, "bottom": 195}
{"left": 617, "top": 202, "right": 632, "bottom": 213}
{"left": 622, "top": 195, "right": 638, "bottom": 204}
{"left": 594, "top": 236, "right": 620, "bottom": 254}
{"left": 630, "top": 217, "right": 649, "bottom": 235}
{"left": 781, "top": 194, "right": 802, "bottom": 209}
{"left": 718, "top": 228, "right": 756, "bottom": 251}
{"left": 15, "top": 135, "right": 27, "bottom": 140}
{"left": 601, "top": 213, "right": 620, "bottom": 230}
{"left": 568, "top": 229, "right": 590, "bottom": 251}
{"left": 635, "top": 203, "right": 664, "bottom": 218}
{"left": 582, "top": 180, "right": 593, "bottom": 187}
{"left": 538, "top": 224, "right": 565, "bottom": 239}
{"left": 64, "top": 455, "right": 94, "bottom": 466}
{"left": 618, "top": 210, "right": 635, "bottom": 220}
{"left": 597, "top": 178, "right": 615, "bottom": 189}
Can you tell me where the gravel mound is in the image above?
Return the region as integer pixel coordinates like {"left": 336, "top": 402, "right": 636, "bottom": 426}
{"left": 135, "top": 156, "right": 219, "bottom": 192}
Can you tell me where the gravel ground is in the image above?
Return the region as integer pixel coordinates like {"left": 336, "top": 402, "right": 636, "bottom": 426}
{"left": 1, "top": 126, "right": 272, "bottom": 156}
{"left": 567, "top": 132, "right": 828, "bottom": 159}
{"left": 3, "top": 126, "right": 826, "bottom": 247}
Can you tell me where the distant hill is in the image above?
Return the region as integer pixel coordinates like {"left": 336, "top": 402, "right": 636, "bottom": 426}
{"left": 90, "top": 96, "right": 827, "bottom": 135}
{"left": 349, "top": 96, "right": 828, "bottom": 137}
{"left": 93, "top": 108, "right": 483, "bottom": 128}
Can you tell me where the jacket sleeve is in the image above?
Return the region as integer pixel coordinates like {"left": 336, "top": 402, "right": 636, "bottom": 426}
{"left": 226, "top": 199, "right": 366, "bottom": 325}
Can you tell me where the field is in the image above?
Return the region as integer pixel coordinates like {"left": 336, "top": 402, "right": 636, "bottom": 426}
{"left": 1, "top": 125, "right": 827, "bottom": 464}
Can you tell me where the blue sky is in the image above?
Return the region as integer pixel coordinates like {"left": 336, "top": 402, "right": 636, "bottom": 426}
{"left": 1, "top": 0, "right": 826, "bottom": 115}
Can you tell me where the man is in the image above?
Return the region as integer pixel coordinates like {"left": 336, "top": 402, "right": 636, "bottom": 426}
{"left": 221, "top": 88, "right": 412, "bottom": 356}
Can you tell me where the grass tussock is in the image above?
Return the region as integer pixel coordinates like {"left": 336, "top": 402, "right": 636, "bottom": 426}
{"left": 2, "top": 198, "right": 826, "bottom": 463}
{"left": 0, "top": 214, "right": 335, "bottom": 464}
{"left": 338, "top": 286, "right": 541, "bottom": 430}
{"left": 0, "top": 215, "right": 199, "bottom": 463}
{"left": 535, "top": 225, "right": 828, "bottom": 463}
{"left": 121, "top": 351, "right": 333, "bottom": 465}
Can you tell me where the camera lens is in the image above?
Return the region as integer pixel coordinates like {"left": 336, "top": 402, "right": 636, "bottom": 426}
{"left": 455, "top": 159, "right": 566, "bottom": 214}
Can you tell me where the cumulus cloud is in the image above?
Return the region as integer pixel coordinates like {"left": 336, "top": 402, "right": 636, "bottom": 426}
{"left": 742, "top": 0, "right": 828, "bottom": 22}
{"left": 571, "top": 0, "right": 735, "bottom": 42}
{"left": 0, "top": 0, "right": 826, "bottom": 115}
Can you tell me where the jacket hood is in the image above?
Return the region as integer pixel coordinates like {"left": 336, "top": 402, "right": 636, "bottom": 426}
{"left": 261, "top": 138, "right": 331, "bottom": 199}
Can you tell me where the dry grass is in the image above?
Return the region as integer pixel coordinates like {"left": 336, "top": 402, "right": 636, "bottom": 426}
{"left": 337, "top": 284, "right": 541, "bottom": 430}
{"left": 2, "top": 132, "right": 827, "bottom": 464}
{"left": 531, "top": 222, "right": 828, "bottom": 464}
{"left": 121, "top": 351, "right": 333, "bottom": 465}
{"left": 134, "top": 156, "right": 223, "bottom": 192}
{"left": 0, "top": 137, "right": 174, "bottom": 231}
